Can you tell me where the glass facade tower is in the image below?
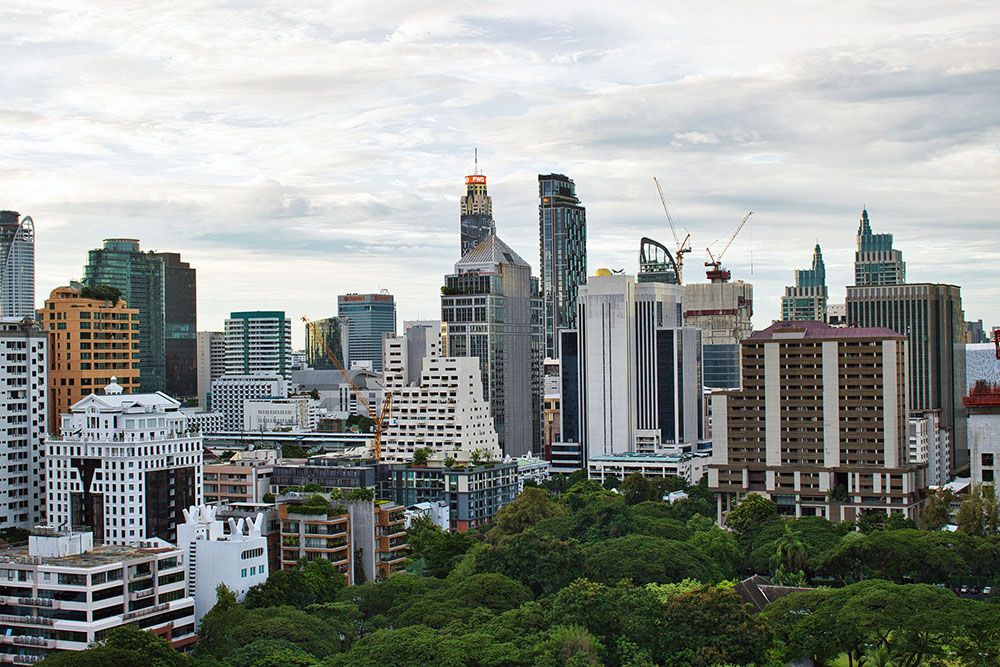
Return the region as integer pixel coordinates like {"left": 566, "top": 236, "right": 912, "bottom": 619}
{"left": 83, "top": 239, "right": 166, "bottom": 393}
{"left": 338, "top": 293, "right": 396, "bottom": 372}
{"left": 538, "top": 174, "right": 587, "bottom": 358}
{"left": 152, "top": 252, "right": 197, "bottom": 402}
{"left": 0, "top": 210, "right": 35, "bottom": 319}
{"left": 305, "top": 316, "right": 348, "bottom": 370}
{"left": 781, "top": 244, "right": 828, "bottom": 321}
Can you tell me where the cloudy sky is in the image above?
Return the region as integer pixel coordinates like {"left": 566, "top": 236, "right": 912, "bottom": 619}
{"left": 3, "top": 1, "right": 999, "bottom": 344}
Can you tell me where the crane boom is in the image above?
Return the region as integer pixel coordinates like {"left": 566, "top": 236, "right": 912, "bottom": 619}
{"left": 717, "top": 211, "right": 752, "bottom": 262}
{"left": 302, "top": 317, "right": 391, "bottom": 461}
{"left": 704, "top": 211, "right": 753, "bottom": 283}
{"left": 652, "top": 177, "right": 692, "bottom": 284}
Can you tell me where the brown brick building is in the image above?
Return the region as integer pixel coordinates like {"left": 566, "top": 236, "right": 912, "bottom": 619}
{"left": 709, "top": 321, "right": 926, "bottom": 524}
{"left": 39, "top": 285, "right": 140, "bottom": 434}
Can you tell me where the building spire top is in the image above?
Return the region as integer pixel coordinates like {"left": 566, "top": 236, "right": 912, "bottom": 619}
{"left": 474, "top": 147, "right": 479, "bottom": 176}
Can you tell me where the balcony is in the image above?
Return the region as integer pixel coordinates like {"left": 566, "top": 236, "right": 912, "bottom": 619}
{"left": 0, "top": 614, "right": 53, "bottom": 627}
{"left": 1, "top": 655, "right": 44, "bottom": 665}
{"left": 0, "top": 636, "right": 52, "bottom": 649}
{"left": 122, "top": 602, "right": 170, "bottom": 622}
{"left": 0, "top": 598, "right": 55, "bottom": 609}
{"left": 129, "top": 588, "right": 155, "bottom": 601}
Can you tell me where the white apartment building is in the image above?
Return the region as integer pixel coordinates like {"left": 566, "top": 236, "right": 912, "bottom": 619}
{"left": 588, "top": 452, "right": 710, "bottom": 486}
{"left": 196, "top": 331, "right": 225, "bottom": 409}
{"left": 966, "top": 384, "right": 1000, "bottom": 487}
{"left": 180, "top": 409, "right": 226, "bottom": 435}
{"left": 176, "top": 505, "right": 268, "bottom": 624}
{"left": 224, "top": 311, "right": 292, "bottom": 379}
{"left": 243, "top": 397, "right": 316, "bottom": 432}
{"left": 0, "top": 529, "right": 195, "bottom": 663}
{"left": 379, "top": 328, "right": 501, "bottom": 464}
{"left": 210, "top": 374, "right": 287, "bottom": 431}
{"left": 46, "top": 380, "right": 203, "bottom": 545}
{"left": 0, "top": 318, "right": 47, "bottom": 529}
{"left": 908, "top": 411, "right": 950, "bottom": 487}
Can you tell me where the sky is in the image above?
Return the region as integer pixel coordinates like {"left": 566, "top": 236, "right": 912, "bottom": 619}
{"left": 2, "top": 1, "right": 999, "bottom": 346}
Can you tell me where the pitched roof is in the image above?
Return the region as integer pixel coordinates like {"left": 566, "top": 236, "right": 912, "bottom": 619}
{"left": 456, "top": 234, "right": 529, "bottom": 270}
{"left": 748, "top": 320, "right": 902, "bottom": 341}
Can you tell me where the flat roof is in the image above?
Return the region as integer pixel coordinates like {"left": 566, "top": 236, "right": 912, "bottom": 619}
{"left": 0, "top": 542, "right": 178, "bottom": 569}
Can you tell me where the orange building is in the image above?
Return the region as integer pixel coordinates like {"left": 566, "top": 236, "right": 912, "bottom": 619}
{"left": 39, "top": 285, "right": 141, "bottom": 433}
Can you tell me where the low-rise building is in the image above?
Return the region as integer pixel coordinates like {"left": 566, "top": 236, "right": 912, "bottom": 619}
{"left": 181, "top": 409, "right": 225, "bottom": 435}
{"left": 513, "top": 454, "right": 551, "bottom": 491}
{"left": 215, "top": 502, "right": 280, "bottom": 575}
{"left": 966, "top": 382, "right": 1000, "bottom": 486}
{"left": 587, "top": 451, "right": 710, "bottom": 485}
{"left": 0, "top": 529, "right": 195, "bottom": 663}
{"left": 204, "top": 463, "right": 272, "bottom": 505}
{"left": 270, "top": 457, "right": 377, "bottom": 494}
{"left": 176, "top": 505, "right": 269, "bottom": 624}
{"left": 210, "top": 375, "right": 287, "bottom": 431}
{"left": 244, "top": 397, "right": 317, "bottom": 432}
{"left": 403, "top": 500, "right": 450, "bottom": 530}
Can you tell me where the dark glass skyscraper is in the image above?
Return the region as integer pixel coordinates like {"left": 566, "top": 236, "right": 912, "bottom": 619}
{"left": 538, "top": 174, "right": 587, "bottom": 358}
{"left": 338, "top": 293, "right": 396, "bottom": 372}
{"left": 781, "top": 244, "right": 828, "bottom": 321}
{"left": 152, "top": 252, "right": 196, "bottom": 402}
{"left": 459, "top": 160, "right": 495, "bottom": 257}
{"left": 84, "top": 239, "right": 166, "bottom": 393}
{"left": 305, "top": 316, "right": 348, "bottom": 370}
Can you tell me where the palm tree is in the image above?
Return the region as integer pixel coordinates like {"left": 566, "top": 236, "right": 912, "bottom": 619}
{"left": 858, "top": 645, "right": 894, "bottom": 667}
{"left": 771, "top": 524, "right": 808, "bottom": 575}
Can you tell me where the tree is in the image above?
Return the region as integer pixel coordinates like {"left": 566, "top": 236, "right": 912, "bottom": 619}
{"left": 535, "top": 625, "right": 604, "bottom": 666}
{"left": 475, "top": 529, "right": 585, "bottom": 596}
{"left": 412, "top": 447, "right": 431, "bottom": 466}
{"left": 243, "top": 558, "right": 346, "bottom": 609}
{"left": 80, "top": 284, "right": 122, "bottom": 304}
{"left": 771, "top": 524, "right": 808, "bottom": 577}
{"left": 407, "top": 517, "right": 476, "bottom": 577}
{"left": 488, "top": 487, "right": 568, "bottom": 541}
{"left": 282, "top": 442, "right": 309, "bottom": 459}
{"left": 725, "top": 494, "right": 779, "bottom": 551}
{"left": 225, "top": 639, "right": 316, "bottom": 667}
{"left": 620, "top": 473, "right": 659, "bottom": 505}
{"left": 583, "top": 535, "right": 721, "bottom": 585}
{"left": 957, "top": 483, "right": 1000, "bottom": 536}
{"left": 918, "top": 488, "right": 953, "bottom": 530}
{"left": 40, "top": 624, "right": 191, "bottom": 666}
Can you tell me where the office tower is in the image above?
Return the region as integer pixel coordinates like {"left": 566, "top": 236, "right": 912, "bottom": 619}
{"left": 781, "top": 244, "right": 828, "bottom": 321}
{"left": 379, "top": 326, "right": 501, "bottom": 464}
{"left": 846, "top": 283, "right": 967, "bottom": 469}
{"left": 709, "top": 321, "right": 924, "bottom": 523}
{"left": 152, "top": 252, "right": 197, "bottom": 402}
{"left": 459, "top": 155, "right": 495, "bottom": 257}
{"left": 965, "top": 382, "right": 1000, "bottom": 487}
{"left": 0, "top": 318, "right": 47, "bottom": 529}
{"left": 40, "top": 284, "right": 141, "bottom": 434}
{"left": 305, "top": 315, "right": 348, "bottom": 370}
{"left": 538, "top": 173, "right": 587, "bottom": 357}
{"left": 0, "top": 210, "right": 35, "bottom": 318}
{"left": 441, "top": 235, "right": 542, "bottom": 457}
{"left": 0, "top": 530, "right": 195, "bottom": 661}
{"left": 47, "top": 379, "right": 203, "bottom": 545}
{"left": 224, "top": 311, "right": 292, "bottom": 378}
{"left": 211, "top": 374, "right": 288, "bottom": 430}
{"left": 196, "top": 331, "right": 226, "bottom": 408}
{"left": 854, "top": 209, "right": 905, "bottom": 286}
{"left": 83, "top": 238, "right": 166, "bottom": 392}
{"left": 966, "top": 319, "right": 988, "bottom": 344}
{"left": 908, "top": 410, "right": 950, "bottom": 487}
{"left": 338, "top": 293, "right": 396, "bottom": 372}
{"left": 558, "top": 271, "right": 704, "bottom": 467}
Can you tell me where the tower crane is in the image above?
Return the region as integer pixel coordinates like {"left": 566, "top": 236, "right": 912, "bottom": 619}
{"left": 302, "top": 317, "right": 392, "bottom": 462}
{"left": 705, "top": 211, "right": 753, "bottom": 283}
{"left": 652, "top": 177, "right": 691, "bottom": 284}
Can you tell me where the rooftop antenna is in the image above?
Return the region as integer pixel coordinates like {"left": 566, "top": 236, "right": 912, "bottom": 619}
{"left": 474, "top": 148, "right": 479, "bottom": 175}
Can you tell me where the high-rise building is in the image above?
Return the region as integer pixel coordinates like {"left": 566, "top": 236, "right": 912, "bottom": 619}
{"left": 83, "top": 239, "right": 166, "bottom": 392}
{"left": 152, "top": 252, "right": 197, "bottom": 402}
{"left": 854, "top": 209, "right": 905, "bottom": 286}
{"left": 846, "top": 283, "right": 967, "bottom": 470}
{"left": 40, "top": 284, "right": 141, "bottom": 434}
{"left": 0, "top": 318, "right": 47, "bottom": 529}
{"left": 210, "top": 374, "right": 288, "bottom": 431}
{"left": 459, "top": 156, "right": 495, "bottom": 257}
{"left": 47, "top": 379, "right": 203, "bottom": 545}
{"left": 338, "top": 293, "right": 396, "bottom": 372}
{"left": 305, "top": 315, "right": 348, "bottom": 370}
{"left": 196, "top": 331, "right": 226, "bottom": 409}
{"left": 966, "top": 319, "right": 988, "bottom": 344}
{"left": 380, "top": 326, "right": 501, "bottom": 464}
{"left": 781, "top": 244, "right": 828, "bottom": 321}
{"left": 224, "top": 311, "right": 292, "bottom": 378}
{"left": 908, "top": 410, "right": 950, "bottom": 488}
{"left": 557, "top": 271, "right": 704, "bottom": 470}
{"left": 538, "top": 173, "right": 587, "bottom": 357}
{"left": 441, "top": 235, "right": 542, "bottom": 457}
{"left": 0, "top": 210, "right": 35, "bottom": 319}
{"left": 709, "top": 321, "right": 925, "bottom": 523}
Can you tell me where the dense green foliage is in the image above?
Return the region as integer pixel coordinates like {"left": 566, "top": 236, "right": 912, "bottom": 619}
{"left": 42, "top": 476, "right": 1000, "bottom": 666}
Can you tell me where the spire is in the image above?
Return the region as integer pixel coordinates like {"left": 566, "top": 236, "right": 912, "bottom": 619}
{"left": 474, "top": 148, "right": 479, "bottom": 176}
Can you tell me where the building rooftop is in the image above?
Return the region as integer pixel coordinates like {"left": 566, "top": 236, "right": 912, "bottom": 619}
{"left": 456, "top": 234, "right": 529, "bottom": 270}
{"left": 749, "top": 320, "right": 902, "bottom": 341}
{"left": 964, "top": 382, "right": 1000, "bottom": 409}
{"left": 589, "top": 451, "right": 704, "bottom": 464}
{"left": 0, "top": 538, "right": 177, "bottom": 569}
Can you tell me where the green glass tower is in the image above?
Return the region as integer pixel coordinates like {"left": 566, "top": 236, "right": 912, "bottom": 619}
{"left": 781, "top": 244, "right": 828, "bottom": 321}
{"left": 83, "top": 239, "right": 166, "bottom": 393}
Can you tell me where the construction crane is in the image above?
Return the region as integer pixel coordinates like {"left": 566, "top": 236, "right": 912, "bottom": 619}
{"left": 705, "top": 211, "right": 753, "bottom": 283}
{"left": 302, "top": 317, "right": 392, "bottom": 462}
{"left": 652, "top": 177, "right": 691, "bottom": 284}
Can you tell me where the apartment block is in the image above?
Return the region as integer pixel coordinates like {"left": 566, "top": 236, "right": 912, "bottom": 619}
{"left": 210, "top": 374, "right": 287, "bottom": 431}
{"left": 203, "top": 462, "right": 272, "bottom": 505}
{"left": 224, "top": 312, "right": 292, "bottom": 379}
{"left": 709, "top": 321, "right": 926, "bottom": 523}
{"left": 196, "top": 331, "right": 225, "bottom": 409}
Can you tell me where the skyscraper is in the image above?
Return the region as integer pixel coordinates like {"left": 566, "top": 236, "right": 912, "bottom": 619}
{"left": 459, "top": 155, "right": 495, "bottom": 257}
{"left": 781, "top": 244, "right": 828, "bottom": 321}
{"left": 0, "top": 317, "right": 47, "bottom": 529}
{"left": 224, "top": 311, "right": 292, "bottom": 378}
{"left": 709, "top": 321, "right": 924, "bottom": 523}
{"left": 83, "top": 239, "right": 166, "bottom": 392}
{"left": 40, "top": 284, "right": 141, "bottom": 434}
{"left": 152, "top": 252, "right": 197, "bottom": 402}
{"left": 846, "top": 283, "right": 967, "bottom": 470}
{"left": 557, "top": 271, "right": 704, "bottom": 468}
{"left": 0, "top": 210, "right": 35, "bottom": 319}
{"left": 538, "top": 173, "right": 587, "bottom": 358}
{"left": 441, "top": 235, "right": 542, "bottom": 457}
{"left": 338, "top": 293, "right": 396, "bottom": 372}
{"left": 855, "top": 209, "right": 905, "bottom": 286}
{"left": 305, "top": 316, "right": 348, "bottom": 370}
{"left": 196, "top": 331, "right": 226, "bottom": 408}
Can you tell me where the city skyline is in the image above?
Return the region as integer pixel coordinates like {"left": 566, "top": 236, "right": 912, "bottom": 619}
{"left": 3, "top": 2, "right": 998, "bottom": 344}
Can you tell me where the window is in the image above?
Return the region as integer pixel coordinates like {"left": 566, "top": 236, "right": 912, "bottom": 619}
{"left": 983, "top": 453, "right": 994, "bottom": 467}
